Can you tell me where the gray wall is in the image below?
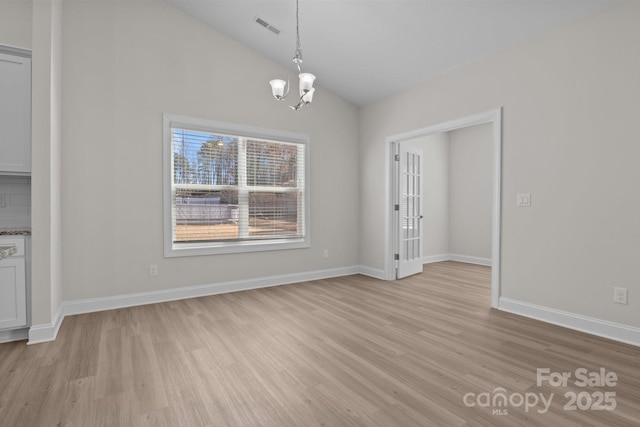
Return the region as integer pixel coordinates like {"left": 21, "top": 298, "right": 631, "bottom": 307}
{"left": 360, "top": 2, "right": 640, "bottom": 328}
{"left": 4, "top": 0, "right": 640, "bottom": 336}
{"left": 404, "top": 123, "right": 492, "bottom": 262}
{"left": 57, "top": 0, "right": 360, "bottom": 301}
{"left": 449, "top": 123, "right": 493, "bottom": 260}
{"left": 0, "top": 0, "right": 32, "bottom": 49}
{"left": 417, "top": 133, "right": 450, "bottom": 257}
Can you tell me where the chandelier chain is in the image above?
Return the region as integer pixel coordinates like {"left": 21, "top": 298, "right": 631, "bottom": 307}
{"left": 296, "top": 0, "right": 300, "bottom": 53}
{"left": 293, "top": 0, "right": 303, "bottom": 71}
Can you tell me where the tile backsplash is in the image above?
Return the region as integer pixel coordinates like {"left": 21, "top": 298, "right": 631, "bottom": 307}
{"left": 0, "top": 176, "right": 31, "bottom": 228}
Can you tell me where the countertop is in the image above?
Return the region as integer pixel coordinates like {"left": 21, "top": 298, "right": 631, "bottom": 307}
{"left": 0, "top": 245, "right": 17, "bottom": 260}
{"left": 0, "top": 227, "right": 31, "bottom": 236}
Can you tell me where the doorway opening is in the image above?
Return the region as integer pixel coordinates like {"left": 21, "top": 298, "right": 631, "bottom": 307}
{"left": 385, "top": 108, "right": 502, "bottom": 307}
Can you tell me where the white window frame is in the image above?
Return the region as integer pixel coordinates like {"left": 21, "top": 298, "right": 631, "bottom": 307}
{"left": 163, "top": 114, "right": 310, "bottom": 257}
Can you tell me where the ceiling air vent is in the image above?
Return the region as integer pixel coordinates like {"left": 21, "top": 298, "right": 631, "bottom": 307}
{"left": 255, "top": 16, "right": 280, "bottom": 35}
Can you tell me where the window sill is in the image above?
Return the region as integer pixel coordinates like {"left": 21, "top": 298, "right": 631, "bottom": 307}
{"left": 164, "top": 237, "right": 310, "bottom": 257}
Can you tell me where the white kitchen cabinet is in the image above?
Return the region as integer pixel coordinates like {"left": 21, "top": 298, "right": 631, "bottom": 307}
{"left": 0, "top": 50, "right": 31, "bottom": 174}
{"left": 0, "top": 236, "right": 27, "bottom": 330}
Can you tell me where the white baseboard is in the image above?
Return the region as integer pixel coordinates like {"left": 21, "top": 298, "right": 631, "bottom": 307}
{"left": 422, "top": 254, "right": 451, "bottom": 264}
{"left": 64, "top": 266, "right": 360, "bottom": 317}
{"left": 358, "top": 265, "right": 387, "bottom": 280}
{"left": 423, "top": 253, "right": 492, "bottom": 267}
{"left": 27, "top": 303, "right": 64, "bottom": 345}
{"left": 498, "top": 297, "right": 640, "bottom": 348}
{"left": 449, "top": 254, "right": 492, "bottom": 266}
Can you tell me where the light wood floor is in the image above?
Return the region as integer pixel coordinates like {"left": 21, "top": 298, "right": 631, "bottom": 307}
{"left": 1, "top": 262, "right": 639, "bottom": 426}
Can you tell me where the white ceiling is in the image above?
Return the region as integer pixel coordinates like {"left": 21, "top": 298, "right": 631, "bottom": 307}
{"left": 165, "top": 0, "right": 615, "bottom": 106}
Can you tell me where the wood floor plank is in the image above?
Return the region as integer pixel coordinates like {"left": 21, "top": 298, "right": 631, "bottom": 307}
{"left": 1, "top": 261, "right": 639, "bottom": 426}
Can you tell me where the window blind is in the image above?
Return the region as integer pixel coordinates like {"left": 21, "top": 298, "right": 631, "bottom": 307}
{"left": 170, "top": 127, "right": 305, "bottom": 244}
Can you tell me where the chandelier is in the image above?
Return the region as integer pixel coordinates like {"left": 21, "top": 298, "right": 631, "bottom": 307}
{"left": 269, "top": 0, "right": 316, "bottom": 111}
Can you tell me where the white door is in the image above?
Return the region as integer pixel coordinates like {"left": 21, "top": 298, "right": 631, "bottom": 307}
{"left": 397, "top": 143, "right": 423, "bottom": 278}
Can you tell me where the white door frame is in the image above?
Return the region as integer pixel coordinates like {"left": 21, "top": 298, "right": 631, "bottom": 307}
{"left": 384, "top": 108, "right": 502, "bottom": 308}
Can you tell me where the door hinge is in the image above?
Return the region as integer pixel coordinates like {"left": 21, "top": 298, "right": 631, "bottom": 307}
{"left": 394, "top": 254, "right": 399, "bottom": 261}
{"left": 394, "top": 204, "right": 399, "bottom": 211}
{"left": 395, "top": 154, "right": 400, "bottom": 161}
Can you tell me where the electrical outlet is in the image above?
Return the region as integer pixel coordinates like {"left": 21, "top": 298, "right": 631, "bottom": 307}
{"left": 613, "top": 287, "right": 628, "bottom": 305}
{"left": 323, "top": 249, "right": 329, "bottom": 259}
{"left": 149, "top": 264, "right": 158, "bottom": 277}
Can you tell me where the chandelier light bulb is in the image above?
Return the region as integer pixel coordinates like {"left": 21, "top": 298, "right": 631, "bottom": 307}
{"left": 298, "top": 73, "right": 316, "bottom": 94}
{"left": 301, "top": 87, "right": 315, "bottom": 104}
{"left": 270, "top": 79, "right": 287, "bottom": 99}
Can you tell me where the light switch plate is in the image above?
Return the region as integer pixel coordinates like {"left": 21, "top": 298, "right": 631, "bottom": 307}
{"left": 517, "top": 193, "right": 531, "bottom": 207}
{"left": 0, "top": 194, "right": 5, "bottom": 207}
{"left": 614, "top": 287, "right": 628, "bottom": 305}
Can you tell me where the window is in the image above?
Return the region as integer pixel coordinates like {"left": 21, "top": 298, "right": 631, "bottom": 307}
{"left": 163, "top": 114, "right": 309, "bottom": 256}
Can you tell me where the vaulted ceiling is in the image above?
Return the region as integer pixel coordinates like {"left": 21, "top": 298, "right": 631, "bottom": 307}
{"left": 166, "top": 0, "right": 615, "bottom": 106}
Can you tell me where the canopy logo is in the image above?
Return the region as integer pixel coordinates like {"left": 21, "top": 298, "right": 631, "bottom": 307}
{"left": 463, "top": 388, "right": 553, "bottom": 415}
{"left": 462, "top": 368, "right": 618, "bottom": 416}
